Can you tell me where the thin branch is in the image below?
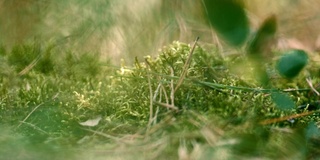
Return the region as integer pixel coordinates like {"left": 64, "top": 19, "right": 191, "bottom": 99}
{"left": 161, "top": 84, "right": 169, "bottom": 105}
{"left": 17, "top": 103, "right": 44, "bottom": 128}
{"left": 153, "top": 83, "right": 162, "bottom": 101}
{"left": 18, "top": 121, "right": 48, "bottom": 134}
{"left": 260, "top": 110, "right": 320, "bottom": 125}
{"left": 81, "top": 128, "right": 126, "bottom": 143}
{"left": 153, "top": 101, "right": 179, "bottom": 111}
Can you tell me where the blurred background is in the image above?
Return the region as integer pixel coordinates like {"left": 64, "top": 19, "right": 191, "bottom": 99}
{"left": 1, "top": 0, "right": 320, "bottom": 65}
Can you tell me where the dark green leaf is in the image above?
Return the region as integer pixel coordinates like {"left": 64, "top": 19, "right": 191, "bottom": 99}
{"left": 247, "top": 15, "right": 277, "bottom": 57}
{"left": 203, "top": 0, "right": 249, "bottom": 46}
{"left": 271, "top": 92, "right": 295, "bottom": 110}
{"left": 276, "top": 50, "right": 308, "bottom": 79}
{"left": 305, "top": 122, "right": 320, "bottom": 140}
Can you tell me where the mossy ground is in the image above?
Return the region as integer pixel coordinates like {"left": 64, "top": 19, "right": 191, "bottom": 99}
{"left": 1, "top": 41, "right": 320, "bottom": 159}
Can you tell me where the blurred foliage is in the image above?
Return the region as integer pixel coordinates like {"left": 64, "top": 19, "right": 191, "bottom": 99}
{"left": 0, "top": 41, "right": 319, "bottom": 159}
{"left": 7, "top": 43, "right": 54, "bottom": 74}
{"left": 1, "top": 0, "right": 320, "bottom": 159}
{"left": 276, "top": 49, "right": 309, "bottom": 79}
{"left": 0, "top": 125, "right": 74, "bottom": 160}
{"left": 247, "top": 14, "right": 277, "bottom": 59}
{"left": 1, "top": 0, "right": 320, "bottom": 64}
{"left": 203, "top": 0, "right": 249, "bottom": 46}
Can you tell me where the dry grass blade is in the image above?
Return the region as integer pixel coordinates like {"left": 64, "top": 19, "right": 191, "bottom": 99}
{"left": 170, "top": 66, "right": 175, "bottom": 107}
{"left": 174, "top": 37, "right": 199, "bottom": 93}
{"left": 18, "top": 54, "right": 42, "bottom": 76}
{"left": 306, "top": 77, "right": 320, "bottom": 96}
{"left": 81, "top": 128, "right": 128, "bottom": 144}
{"left": 151, "top": 84, "right": 162, "bottom": 125}
{"left": 145, "top": 58, "right": 155, "bottom": 130}
{"left": 17, "top": 103, "right": 44, "bottom": 128}
{"left": 18, "top": 121, "right": 49, "bottom": 134}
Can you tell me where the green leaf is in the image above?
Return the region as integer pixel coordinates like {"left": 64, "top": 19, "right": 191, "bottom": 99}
{"left": 305, "top": 122, "right": 320, "bottom": 140}
{"left": 271, "top": 92, "right": 295, "bottom": 110}
{"left": 247, "top": 15, "right": 277, "bottom": 57}
{"left": 203, "top": 0, "right": 249, "bottom": 46}
{"left": 276, "top": 50, "right": 308, "bottom": 79}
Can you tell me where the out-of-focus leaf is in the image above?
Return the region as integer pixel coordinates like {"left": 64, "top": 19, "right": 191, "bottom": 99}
{"left": 271, "top": 92, "right": 295, "bottom": 110}
{"left": 276, "top": 50, "right": 308, "bottom": 79}
{"left": 247, "top": 15, "right": 277, "bottom": 58}
{"left": 203, "top": 0, "right": 249, "bottom": 46}
{"left": 305, "top": 122, "right": 320, "bottom": 140}
{"left": 232, "top": 133, "right": 259, "bottom": 155}
{"left": 254, "top": 65, "right": 270, "bottom": 87}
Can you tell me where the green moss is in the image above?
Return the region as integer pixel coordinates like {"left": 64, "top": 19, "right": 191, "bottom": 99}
{"left": 1, "top": 41, "right": 320, "bottom": 159}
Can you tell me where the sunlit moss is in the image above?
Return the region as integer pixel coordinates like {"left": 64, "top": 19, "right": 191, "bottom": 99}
{"left": 0, "top": 41, "right": 319, "bottom": 159}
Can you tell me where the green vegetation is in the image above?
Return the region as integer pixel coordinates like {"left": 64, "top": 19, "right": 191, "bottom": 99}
{"left": 1, "top": 40, "right": 320, "bottom": 159}
{"left": 1, "top": 1, "right": 320, "bottom": 160}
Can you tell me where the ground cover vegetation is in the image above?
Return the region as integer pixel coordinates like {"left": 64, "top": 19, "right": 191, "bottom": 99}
{"left": 1, "top": 0, "right": 320, "bottom": 159}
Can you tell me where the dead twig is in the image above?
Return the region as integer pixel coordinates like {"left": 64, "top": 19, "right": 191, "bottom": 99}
{"left": 17, "top": 102, "right": 44, "bottom": 128}
{"left": 174, "top": 37, "right": 199, "bottom": 93}
{"left": 151, "top": 83, "right": 162, "bottom": 125}
{"left": 18, "top": 121, "right": 49, "bottom": 134}
{"left": 153, "top": 101, "right": 179, "bottom": 111}
{"left": 81, "top": 128, "right": 127, "bottom": 143}
{"left": 260, "top": 110, "right": 320, "bottom": 125}
{"left": 18, "top": 54, "right": 42, "bottom": 76}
